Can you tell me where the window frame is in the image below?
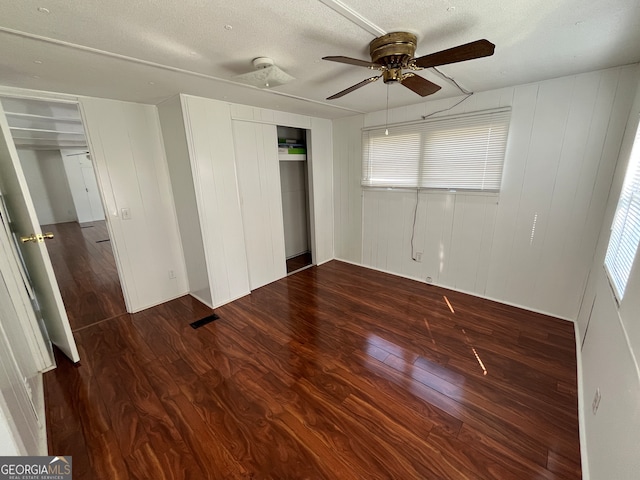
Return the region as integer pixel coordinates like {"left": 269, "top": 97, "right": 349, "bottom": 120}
{"left": 604, "top": 115, "right": 640, "bottom": 302}
{"left": 361, "top": 107, "right": 511, "bottom": 192}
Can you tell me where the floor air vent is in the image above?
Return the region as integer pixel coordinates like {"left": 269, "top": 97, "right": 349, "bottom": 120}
{"left": 190, "top": 314, "right": 220, "bottom": 329}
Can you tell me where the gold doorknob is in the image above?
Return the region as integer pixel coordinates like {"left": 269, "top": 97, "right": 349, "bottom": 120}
{"left": 20, "top": 234, "right": 37, "bottom": 243}
{"left": 20, "top": 233, "right": 54, "bottom": 243}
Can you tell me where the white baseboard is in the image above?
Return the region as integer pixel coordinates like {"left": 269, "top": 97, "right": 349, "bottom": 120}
{"left": 574, "top": 324, "right": 590, "bottom": 480}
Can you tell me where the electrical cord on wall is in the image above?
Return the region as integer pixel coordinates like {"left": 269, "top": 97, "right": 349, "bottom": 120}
{"left": 411, "top": 188, "right": 420, "bottom": 261}
{"left": 405, "top": 67, "right": 472, "bottom": 261}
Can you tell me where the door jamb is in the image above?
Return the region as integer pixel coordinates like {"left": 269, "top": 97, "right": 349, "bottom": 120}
{"left": 0, "top": 88, "right": 133, "bottom": 313}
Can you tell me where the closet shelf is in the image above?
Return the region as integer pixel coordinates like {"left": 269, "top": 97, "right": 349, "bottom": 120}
{"left": 279, "top": 154, "right": 306, "bottom": 162}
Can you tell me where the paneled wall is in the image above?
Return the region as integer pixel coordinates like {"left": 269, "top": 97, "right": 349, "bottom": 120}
{"left": 157, "top": 96, "right": 212, "bottom": 306}
{"left": 578, "top": 75, "right": 640, "bottom": 480}
{"left": 280, "top": 161, "right": 310, "bottom": 258}
{"left": 362, "top": 190, "right": 498, "bottom": 293}
{"left": 232, "top": 120, "right": 286, "bottom": 290}
{"left": 81, "top": 97, "right": 188, "bottom": 312}
{"left": 17, "top": 149, "right": 76, "bottom": 225}
{"left": 334, "top": 65, "right": 639, "bottom": 320}
{"left": 333, "top": 114, "right": 364, "bottom": 263}
{"left": 179, "top": 95, "right": 251, "bottom": 306}
{"left": 60, "top": 150, "right": 105, "bottom": 224}
{"left": 308, "top": 118, "right": 334, "bottom": 265}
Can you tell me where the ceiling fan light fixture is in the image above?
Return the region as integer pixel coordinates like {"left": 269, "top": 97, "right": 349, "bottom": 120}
{"left": 323, "top": 33, "right": 494, "bottom": 100}
{"left": 233, "top": 57, "right": 295, "bottom": 88}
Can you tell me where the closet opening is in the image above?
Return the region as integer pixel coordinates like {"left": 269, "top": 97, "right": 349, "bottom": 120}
{"left": 277, "top": 126, "right": 313, "bottom": 274}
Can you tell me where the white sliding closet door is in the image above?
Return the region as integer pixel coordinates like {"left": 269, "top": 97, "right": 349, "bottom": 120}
{"left": 233, "top": 121, "right": 286, "bottom": 290}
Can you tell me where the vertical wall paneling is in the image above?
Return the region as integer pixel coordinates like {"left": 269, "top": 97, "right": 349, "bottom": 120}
{"left": 484, "top": 84, "right": 538, "bottom": 299}
{"left": 180, "top": 96, "right": 250, "bottom": 306}
{"left": 17, "top": 149, "right": 77, "bottom": 225}
{"left": 80, "top": 97, "right": 188, "bottom": 312}
{"left": 332, "top": 115, "right": 363, "bottom": 264}
{"left": 576, "top": 69, "right": 640, "bottom": 337}
{"left": 61, "top": 150, "right": 105, "bottom": 224}
{"left": 360, "top": 190, "right": 497, "bottom": 292}
{"left": 500, "top": 76, "right": 576, "bottom": 312}
{"left": 449, "top": 194, "right": 498, "bottom": 293}
{"left": 232, "top": 120, "right": 286, "bottom": 290}
{"left": 335, "top": 65, "right": 639, "bottom": 320}
{"left": 580, "top": 273, "right": 640, "bottom": 479}
{"left": 308, "top": 117, "right": 334, "bottom": 265}
{"left": 280, "top": 161, "right": 310, "bottom": 258}
{"left": 575, "top": 68, "right": 640, "bottom": 480}
{"left": 157, "top": 96, "right": 212, "bottom": 306}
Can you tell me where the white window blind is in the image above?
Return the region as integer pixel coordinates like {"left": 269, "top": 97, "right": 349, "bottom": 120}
{"left": 605, "top": 119, "right": 640, "bottom": 301}
{"left": 362, "top": 108, "right": 511, "bottom": 190}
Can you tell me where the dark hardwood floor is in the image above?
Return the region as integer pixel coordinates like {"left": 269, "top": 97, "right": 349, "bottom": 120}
{"left": 44, "top": 261, "right": 581, "bottom": 479}
{"left": 286, "top": 251, "right": 312, "bottom": 273}
{"left": 42, "top": 220, "right": 127, "bottom": 331}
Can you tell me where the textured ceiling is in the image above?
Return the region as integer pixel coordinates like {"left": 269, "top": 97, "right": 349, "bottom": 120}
{"left": 0, "top": 0, "right": 639, "bottom": 119}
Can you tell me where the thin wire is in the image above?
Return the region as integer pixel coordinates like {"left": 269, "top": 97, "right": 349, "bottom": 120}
{"left": 421, "top": 93, "right": 473, "bottom": 120}
{"left": 432, "top": 66, "right": 472, "bottom": 95}
{"left": 408, "top": 66, "right": 472, "bottom": 259}
{"left": 421, "top": 66, "right": 474, "bottom": 120}
{"left": 411, "top": 188, "right": 419, "bottom": 261}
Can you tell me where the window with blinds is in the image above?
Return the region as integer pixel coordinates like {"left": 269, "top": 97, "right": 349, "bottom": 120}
{"left": 605, "top": 119, "right": 640, "bottom": 301}
{"left": 362, "top": 108, "right": 511, "bottom": 191}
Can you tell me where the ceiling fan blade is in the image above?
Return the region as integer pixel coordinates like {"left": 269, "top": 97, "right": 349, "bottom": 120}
{"left": 401, "top": 74, "right": 441, "bottom": 97}
{"left": 413, "top": 39, "right": 495, "bottom": 69}
{"left": 323, "top": 56, "right": 381, "bottom": 69}
{"left": 327, "top": 76, "right": 381, "bottom": 100}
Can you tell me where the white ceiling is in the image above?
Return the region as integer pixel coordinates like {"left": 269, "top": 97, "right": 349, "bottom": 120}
{"left": 0, "top": 0, "right": 639, "bottom": 119}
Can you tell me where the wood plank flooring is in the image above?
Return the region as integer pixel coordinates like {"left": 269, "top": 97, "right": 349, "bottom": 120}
{"left": 286, "top": 251, "right": 312, "bottom": 273}
{"left": 44, "top": 261, "right": 581, "bottom": 479}
{"left": 42, "top": 221, "right": 126, "bottom": 330}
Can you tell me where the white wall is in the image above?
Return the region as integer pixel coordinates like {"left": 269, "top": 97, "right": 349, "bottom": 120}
{"left": 578, "top": 74, "right": 640, "bottom": 480}
{"left": 308, "top": 117, "right": 334, "bottom": 265}
{"left": 181, "top": 95, "right": 251, "bottom": 306}
{"left": 334, "top": 65, "right": 639, "bottom": 320}
{"left": 157, "top": 96, "right": 212, "bottom": 306}
{"left": 61, "top": 149, "right": 105, "bottom": 223}
{"left": 280, "top": 161, "right": 310, "bottom": 258}
{"left": 333, "top": 114, "right": 364, "bottom": 263}
{"left": 233, "top": 120, "right": 286, "bottom": 290}
{"left": 17, "top": 149, "right": 76, "bottom": 225}
{"left": 81, "top": 97, "right": 188, "bottom": 312}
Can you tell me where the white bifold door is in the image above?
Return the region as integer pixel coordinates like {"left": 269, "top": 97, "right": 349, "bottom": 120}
{"left": 232, "top": 120, "right": 286, "bottom": 290}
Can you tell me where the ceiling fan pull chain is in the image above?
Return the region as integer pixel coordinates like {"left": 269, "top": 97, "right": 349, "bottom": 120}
{"left": 385, "top": 84, "right": 390, "bottom": 135}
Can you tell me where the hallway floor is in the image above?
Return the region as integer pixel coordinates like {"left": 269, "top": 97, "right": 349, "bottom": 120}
{"left": 42, "top": 220, "right": 126, "bottom": 331}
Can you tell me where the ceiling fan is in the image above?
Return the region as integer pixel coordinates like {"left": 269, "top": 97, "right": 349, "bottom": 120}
{"left": 323, "top": 32, "right": 495, "bottom": 100}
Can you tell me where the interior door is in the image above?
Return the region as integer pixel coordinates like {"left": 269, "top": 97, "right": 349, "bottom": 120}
{"left": 81, "top": 162, "right": 105, "bottom": 221}
{"left": 0, "top": 103, "right": 79, "bottom": 362}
